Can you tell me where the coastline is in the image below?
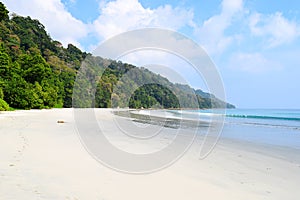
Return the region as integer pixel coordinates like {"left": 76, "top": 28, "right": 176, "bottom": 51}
{"left": 1, "top": 108, "right": 300, "bottom": 199}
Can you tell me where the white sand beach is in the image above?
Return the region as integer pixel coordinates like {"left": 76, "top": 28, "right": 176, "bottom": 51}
{"left": 1, "top": 109, "right": 300, "bottom": 200}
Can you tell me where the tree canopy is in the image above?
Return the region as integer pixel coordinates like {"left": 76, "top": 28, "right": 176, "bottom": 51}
{"left": 0, "top": 2, "right": 235, "bottom": 111}
{"left": 0, "top": 2, "right": 9, "bottom": 21}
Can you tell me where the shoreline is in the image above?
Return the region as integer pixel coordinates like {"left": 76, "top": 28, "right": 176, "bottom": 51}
{"left": 1, "top": 108, "right": 300, "bottom": 199}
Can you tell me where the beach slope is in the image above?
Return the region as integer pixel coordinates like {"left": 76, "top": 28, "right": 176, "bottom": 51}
{"left": 1, "top": 109, "right": 300, "bottom": 200}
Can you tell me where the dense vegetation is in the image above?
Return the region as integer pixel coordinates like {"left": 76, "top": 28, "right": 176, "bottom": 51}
{"left": 0, "top": 2, "right": 86, "bottom": 110}
{"left": 0, "top": 2, "right": 235, "bottom": 111}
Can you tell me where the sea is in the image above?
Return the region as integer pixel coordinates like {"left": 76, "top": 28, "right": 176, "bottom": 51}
{"left": 168, "top": 109, "right": 300, "bottom": 149}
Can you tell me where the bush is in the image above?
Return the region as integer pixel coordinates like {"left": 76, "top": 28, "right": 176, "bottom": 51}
{"left": 0, "top": 98, "right": 9, "bottom": 111}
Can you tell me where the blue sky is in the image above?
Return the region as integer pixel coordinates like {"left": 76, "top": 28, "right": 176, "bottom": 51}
{"left": 3, "top": 0, "right": 300, "bottom": 109}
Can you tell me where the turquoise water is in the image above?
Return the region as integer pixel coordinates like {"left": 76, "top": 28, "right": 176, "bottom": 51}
{"left": 200, "top": 109, "right": 300, "bottom": 130}
{"left": 172, "top": 109, "right": 300, "bottom": 149}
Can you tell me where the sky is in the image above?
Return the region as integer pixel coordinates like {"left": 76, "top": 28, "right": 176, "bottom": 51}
{"left": 2, "top": 0, "right": 300, "bottom": 109}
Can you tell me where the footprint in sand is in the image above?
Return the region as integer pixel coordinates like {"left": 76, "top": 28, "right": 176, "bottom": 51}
{"left": 34, "top": 190, "right": 41, "bottom": 195}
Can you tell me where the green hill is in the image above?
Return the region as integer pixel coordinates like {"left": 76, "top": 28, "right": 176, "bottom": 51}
{"left": 0, "top": 2, "right": 235, "bottom": 111}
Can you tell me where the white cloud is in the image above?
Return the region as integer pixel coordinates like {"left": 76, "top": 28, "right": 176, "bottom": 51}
{"left": 228, "top": 52, "right": 282, "bottom": 73}
{"left": 92, "top": 0, "right": 194, "bottom": 40}
{"left": 194, "top": 0, "right": 244, "bottom": 55}
{"left": 3, "top": 0, "right": 299, "bottom": 57}
{"left": 119, "top": 50, "right": 196, "bottom": 85}
{"left": 249, "top": 12, "right": 300, "bottom": 48}
{"left": 2, "top": 0, "right": 88, "bottom": 48}
{"left": 222, "top": 0, "right": 243, "bottom": 15}
{"left": 1, "top": 0, "right": 196, "bottom": 51}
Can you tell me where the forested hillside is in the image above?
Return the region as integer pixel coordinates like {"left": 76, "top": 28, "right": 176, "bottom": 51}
{"left": 0, "top": 2, "right": 234, "bottom": 111}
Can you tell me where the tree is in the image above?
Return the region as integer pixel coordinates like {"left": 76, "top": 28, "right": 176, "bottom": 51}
{"left": 3, "top": 76, "right": 30, "bottom": 109}
{"left": 0, "top": 49, "right": 11, "bottom": 78}
{"left": 18, "top": 53, "right": 51, "bottom": 84}
{"left": 0, "top": 2, "right": 9, "bottom": 21}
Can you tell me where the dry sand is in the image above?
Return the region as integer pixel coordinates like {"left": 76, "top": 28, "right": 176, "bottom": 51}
{"left": 1, "top": 108, "right": 300, "bottom": 200}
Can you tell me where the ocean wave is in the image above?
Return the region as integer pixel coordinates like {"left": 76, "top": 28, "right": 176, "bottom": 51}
{"left": 226, "top": 114, "right": 300, "bottom": 121}
{"left": 226, "top": 121, "right": 300, "bottom": 130}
